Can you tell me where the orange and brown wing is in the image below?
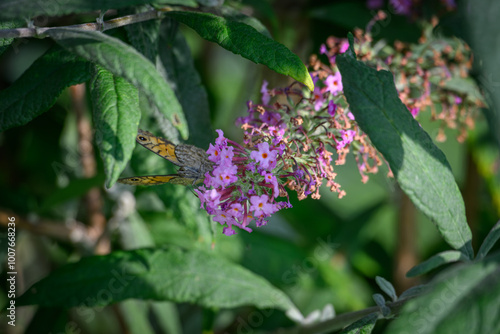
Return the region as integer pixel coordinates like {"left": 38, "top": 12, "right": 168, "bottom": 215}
{"left": 135, "top": 129, "right": 182, "bottom": 166}
{"left": 117, "top": 175, "right": 194, "bottom": 186}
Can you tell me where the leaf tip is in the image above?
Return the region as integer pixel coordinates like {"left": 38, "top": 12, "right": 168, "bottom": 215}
{"left": 345, "top": 32, "right": 356, "bottom": 59}
{"left": 178, "top": 125, "right": 189, "bottom": 140}
{"left": 304, "top": 73, "right": 315, "bottom": 91}
{"left": 405, "top": 268, "right": 418, "bottom": 278}
{"left": 171, "top": 113, "right": 189, "bottom": 140}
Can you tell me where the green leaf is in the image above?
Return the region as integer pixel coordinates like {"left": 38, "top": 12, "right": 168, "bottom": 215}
{"left": 46, "top": 28, "right": 188, "bottom": 139}
{"left": 372, "top": 293, "right": 390, "bottom": 317}
{"left": 241, "top": 0, "right": 279, "bottom": 33}
{"left": 219, "top": 6, "right": 272, "bottom": 39}
{"left": 0, "top": 0, "right": 196, "bottom": 20}
{"left": 128, "top": 121, "right": 213, "bottom": 247}
{"left": 119, "top": 212, "right": 155, "bottom": 250}
{"left": 153, "top": 186, "right": 213, "bottom": 245}
{"left": 339, "top": 312, "right": 378, "bottom": 334}
{"left": 442, "top": 77, "right": 484, "bottom": 102}
{"left": 166, "top": 11, "right": 314, "bottom": 91}
{"left": 0, "top": 20, "right": 23, "bottom": 55}
{"left": 375, "top": 276, "right": 397, "bottom": 302}
{"left": 477, "top": 220, "right": 500, "bottom": 260}
{"left": 150, "top": 302, "right": 182, "bottom": 334}
{"left": 90, "top": 66, "right": 141, "bottom": 188}
{"left": 0, "top": 46, "right": 91, "bottom": 132}
{"left": 158, "top": 19, "right": 213, "bottom": 147}
{"left": 309, "top": 2, "right": 373, "bottom": 30}
{"left": 122, "top": 6, "right": 161, "bottom": 63}
{"left": 399, "top": 284, "right": 427, "bottom": 300}
{"left": 460, "top": 0, "right": 500, "bottom": 148}
{"left": 406, "top": 250, "right": 469, "bottom": 278}
{"left": 39, "top": 174, "right": 105, "bottom": 212}
{"left": 337, "top": 35, "right": 474, "bottom": 260}
{"left": 17, "top": 247, "right": 295, "bottom": 311}
{"left": 386, "top": 252, "right": 500, "bottom": 334}
{"left": 372, "top": 293, "right": 385, "bottom": 307}
{"left": 119, "top": 300, "right": 155, "bottom": 334}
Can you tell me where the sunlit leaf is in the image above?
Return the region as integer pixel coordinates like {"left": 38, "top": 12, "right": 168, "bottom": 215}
{"left": 46, "top": 28, "right": 188, "bottom": 139}
{"left": 337, "top": 35, "right": 474, "bottom": 259}
{"left": 386, "top": 252, "right": 500, "bottom": 334}
{"left": 340, "top": 313, "right": 378, "bottom": 334}
{"left": 0, "top": 0, "right": 197, "bottom": 20}
{"left": 0, "top": 46, "right": 91, "bottom": 132}
{"left": 406, "top": 250, "right": 470, "bottom": 278}
{"left": 166, "top": 11, "right": 314, "bottom": 91}
{"left": 17, "top": 247, "right": 295, "bottom": 311}
{"left": 375, "top": 276, "right": 397, "bottom": 301}
{"left": 477, "top": 220, "right": 500, "bottom": 259}
{"left": 158, "top": 19, "right": 213, "bottom": 147}
{"left": 90, "top": 66, "right": 140, "bottom": 188}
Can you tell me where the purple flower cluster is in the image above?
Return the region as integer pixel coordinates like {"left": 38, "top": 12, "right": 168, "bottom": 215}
{"left": 195, "top": 130, "right": 291, "bottom": 236}
{"left": 389, "top": 0, "right": 414, "bottom": 16}
{"left": 236, "top": 70, "right": 370, "bottom": 201}
{"left": 198, "top": 15, "right": 478, "bottom": 236}
{"left": 199, "top": 36, "right": 401, "bottom": 235}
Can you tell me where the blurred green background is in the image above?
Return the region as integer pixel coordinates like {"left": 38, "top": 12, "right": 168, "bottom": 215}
{"left": 1, "top": 0, "right": 499, "bottom": 333}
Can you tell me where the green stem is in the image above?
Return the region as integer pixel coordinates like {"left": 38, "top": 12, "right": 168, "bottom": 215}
{"left": 279, "top": 298, "right": 410, "bottom": 334}
{"left": 0, "top": 7, "right": 175, "bottom": 39}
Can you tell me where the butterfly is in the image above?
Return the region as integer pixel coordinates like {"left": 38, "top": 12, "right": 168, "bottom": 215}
{"left": 118, "top": 129, "right": 214, "bottom": 186}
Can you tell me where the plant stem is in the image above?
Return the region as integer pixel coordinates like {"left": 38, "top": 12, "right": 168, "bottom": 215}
{"left": 278, "top": 298, "right": 410, "bottom": 334}
{"left": 0, "top": 7, "right": 174, "bottom": 39}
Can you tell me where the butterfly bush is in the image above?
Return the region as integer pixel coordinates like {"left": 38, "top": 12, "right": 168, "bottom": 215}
{"left": 197, "top": 63, "right": 383, "bottom": 236}
{"left": 198, "top": 17, "right": 482, "bottom": 236}
{"left": 315, "top": 20, "right": 483, "bottom": 143}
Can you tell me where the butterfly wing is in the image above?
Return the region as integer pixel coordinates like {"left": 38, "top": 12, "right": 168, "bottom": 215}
{"left": 136, "top": 129, "right": 182, "bottom": 166}
{"left": 117, "top": 175, "right": 194, "bottom": 186}
{"left": 119, "top": 129, "right": 213, "bottom": 187}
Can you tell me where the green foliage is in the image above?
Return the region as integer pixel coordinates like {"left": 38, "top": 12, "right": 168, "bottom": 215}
{"left": 460, "top": 0, "right": 500, "bottom": 148}
{"left": 17, "top": 247, "right": 294, "bottom": 311}
{"left": 149, "top": 302, "right": 182, "bottom": 334}
{"left": 122, "top": 6, "right": 162, "bottom": 63}
{"left": 387, "top": 251, "right": 500, "bottom": 334}
{"left": 1, "top": 0, "right": 499, "bottom": 333}
{"left": 375, "top": 276, "right": 397, "bottom": 302}
{"left": 166, "top": 11, "right": 314, "bottom": 91}
{"left": 339, "top": 312, "right": 378, "bottom": 334}
{"left": 0, "top": 0, "right": 197, "bottom": 20}
{"left": 0, "top": 20, "right": 21, "bottom": 55}
{"left": 0, "top": 47, "right": 91, "bottom": 132}
{"left": 158, "top": 19, "right": 214, "bottom": 147}
{"left": 46, "top": 28, "right": 189, "bottom": 140}
{"left": 118, "top": 300, "right": 157, "bottom": 334}
{"left": 39, "top": 174, "right": 106, "bottom": 212}
{"left": 337, "top": 35, "right": 474, "bottom": 260}
{"left": 90, "top": 66, "right": 140, "bottom": 188}
{"left": 478, "top": 220, "right": 500, "bottom": 259}
{"left": 219, "top": 5, "right": 272, "bottom": 38}
{"left": 406, "top": 250, "right": 470, "bottom": 277}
